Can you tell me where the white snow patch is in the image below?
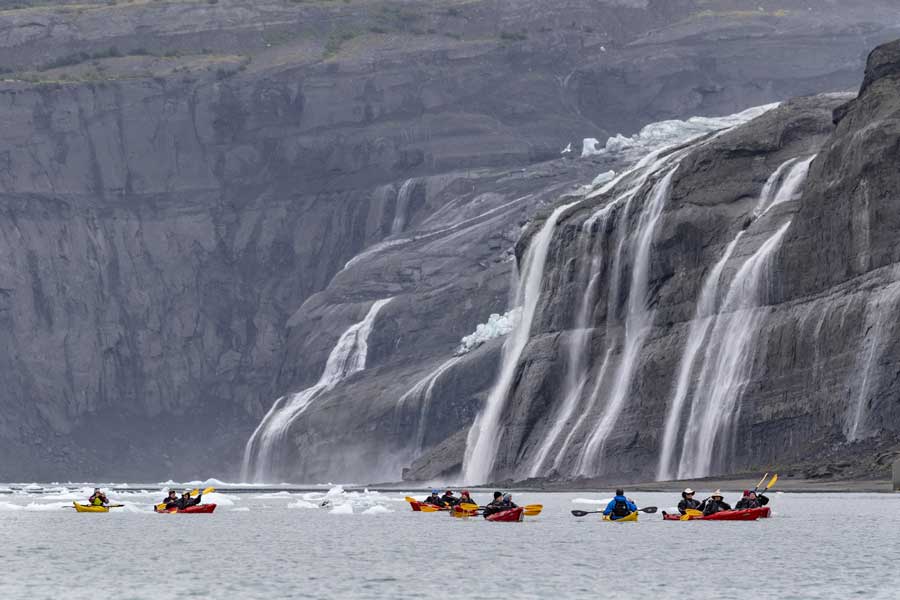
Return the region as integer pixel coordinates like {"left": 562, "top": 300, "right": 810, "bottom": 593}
{"left": 456, "top": 308, "right": 522, "bottom": 355}
{"left": 591, "top": 170, "right": 616, "bottom": 187}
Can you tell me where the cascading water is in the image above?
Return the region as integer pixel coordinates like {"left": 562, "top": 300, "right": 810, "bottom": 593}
{"left": 391, "top": 178, "right": 417, "bottom": 234}
{"left": 462, "top": 200, "right": 580, "bottom": 484}
{"left": 242, "top": 297, "right": 393, "bottom": 482}
{"left": 677, "top": 222, "right": 791, "bottom": 478}
{"left": 526, "top": 206, "right": 612, "bottom": 477}
{"left": 397, "top": 356, "right": 462, "bottom": 453}
{"left": 576, "top": 167, "right": 680, "bottom": 476}
{"left": 655, "top": 232, "right": 744, "bottom": 481}
{"left": 656, "top": 154, "right": 816, "bottom": 480}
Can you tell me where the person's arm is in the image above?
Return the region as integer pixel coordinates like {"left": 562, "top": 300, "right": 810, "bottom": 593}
{"left": 723, "top": 502, "right": 732, "bottom": 510}
{"left": 757, "top": 494, "right": 769, "bottom": 506}
{"left": 628, "top": 500, "right": 637, "bottom": 511}
{"left": 602, "top": 499, "right": 614, "bottom": 515}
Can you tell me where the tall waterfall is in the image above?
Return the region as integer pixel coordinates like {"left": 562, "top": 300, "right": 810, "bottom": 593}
{"left": 656, "top": 231, "right": 744, "bottom": 481}
{"left": 397, "top": 356, "right": 461, "bottom": 453}
{"left": 391, "top": 178, "right": 417, "bottom": 234}
{"left": 676, "top": 222, "right": 791, "bottom": 478}
{"left": 462, "top": 200, "right": 580, "bottom": 483}
{"left": 242, "top": 297, "right": 393, "bottom": 482}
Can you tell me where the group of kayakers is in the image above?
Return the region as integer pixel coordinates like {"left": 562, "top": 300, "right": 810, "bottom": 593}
{"left": 677, "top": 487, "right": 769, "bottom": 516}
{"left": 420, "top": 489, "right": 518, "bottom": 518}
{"left": 421, "top": 488, "right": 477, "bottom": 508}
{"left": 160, "top": 489, "right": 204, "bottom": 511}
{"left": 82, "top": 488, "right": 205, "bottom": 510}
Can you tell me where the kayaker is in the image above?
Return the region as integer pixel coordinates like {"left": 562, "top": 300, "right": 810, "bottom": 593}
{"left": 441, "top": 490, "right": 458, "bottom": 506}
{"left": 677, "top": 488, "right": 702, "bottom": 514}
{"left": 735, "top": 490, "right": 769, "bottom": 509}
{"left": 701, "top": 490, "right": 731, "bottom": 516}
{"left": 161, "top": 490, "right": 179, "bottom": 510}
{"left": 500, "top": 493, "right": 518, "bottom": 509}
{"left": 458, "top": 490, "right": 476, "bottom": 506}
{"left": 177, "top": 490, "right": 202, "bottom": 510}
{"left": 88, "top": 488, "right": 110, "bottom": 507}
{"left": 422, "top": 489, "right": 445, "bottom": 507}
{"left": 603, "top": 489, "right": 637, "bottom": 520}
{"left": 482, "top": 491, "right": 505, "bottom": 518}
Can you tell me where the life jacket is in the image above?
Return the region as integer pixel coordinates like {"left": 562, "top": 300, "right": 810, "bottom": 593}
{"left": 612, "top": 499, "right": 631, "bottom": 517}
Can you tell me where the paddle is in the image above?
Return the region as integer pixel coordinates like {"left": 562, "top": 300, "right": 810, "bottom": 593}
{"left": 570, "top": 506, "right": 657, "bottom": 517}
{"left": 155, "top": 487, "right": 214, "bottom": 511}
{"left": 458, "top": 503, "right": 543, "bottom": 512}
{"left": 680, "top": 508, "right": 704, "bottom": 521}
{"left": 68, "top": 503, "right": 125, "bottom": 509}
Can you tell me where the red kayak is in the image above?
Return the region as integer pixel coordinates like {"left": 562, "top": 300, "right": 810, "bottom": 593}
{"left": 663, "top": 507, "right": 769, "bottom": 521}
{"left": 485, "top": 507, "right": 524, "bottom": 522}
{"left": 155, "top": 504, "right": 217, "bottom": 514}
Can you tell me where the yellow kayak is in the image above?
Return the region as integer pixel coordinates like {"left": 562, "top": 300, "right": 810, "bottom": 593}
{"left": 602, "top": 512, "right": 638, "bottom": 522}
{"left": 73, "top": 502, "right": 109, "bottom": 513}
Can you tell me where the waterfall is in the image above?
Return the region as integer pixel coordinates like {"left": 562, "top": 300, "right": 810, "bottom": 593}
{"left": 575, "top": 167, "right": 679, "bottom": 475}
{"left": 655, "top": 155, "right": 815, "bottom": 480}
{"left": 242, "top": 297, "right": 393, "bottom": 482}
{"left": 462, "top": 200, "right": 580, "bottom": 484}
{"left": 677, "top": 223, "right": 791, "bottom": 478}
{"left": 526, "top": 206, "right": 613, "bottom": 477}
{"left": 397, "top": 357, "right": 461, "bottom": 453}
{"left": 391, "top": 178, "right": 417, "bottom": 234}
{"left": 656, "top": 232, "right": 744, "bottom": 481}
{"left": 846, "top": 282, "right": 900, "bottom": 440}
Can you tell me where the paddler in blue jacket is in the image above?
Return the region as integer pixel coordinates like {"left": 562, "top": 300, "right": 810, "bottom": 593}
{"left": 602, "top": 489, "right": 637, "bottom": 520}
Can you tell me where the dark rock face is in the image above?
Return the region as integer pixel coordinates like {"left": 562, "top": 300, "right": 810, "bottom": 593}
{"left": 451, "top": 39, "right": 900, "bottom": 485}
{"left": 0, "top": 0, "right": 899, "bottom": 480}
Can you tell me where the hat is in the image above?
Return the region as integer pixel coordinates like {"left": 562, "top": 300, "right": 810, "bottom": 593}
{"left": 683, "top": 488, "right": 694, "bottom": 495}
{"left": 431, "top": 489, "right": 440, "bottom": 494}
{"left": 445, "top": 490, "right": 454, "bottom": 495}
{"left": 461, "top": 490, "right": 470, "bottom": 495}
{"left": 742, "top": 490, "right": 750, "bottom": 496}
{"left": 615, "top": 488, "right": 624, "bottom": 496}
{"left": 711, "top": 489, "right": 723, "bottom": 498}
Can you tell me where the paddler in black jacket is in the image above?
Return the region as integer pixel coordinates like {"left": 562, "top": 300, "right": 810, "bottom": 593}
{"left": 482, "top": 491, "right": 504, "bottom": 518}
{"left": 735, "top": 490, "right": 768, "bottom": 509}
{"left": 441, "top": 490, "right": 458, "bottom": 506}
{"left": 161, "top": 490, "right": 179, "bottom": 510}
{"left": 677, "top": 488, "right": 702, "bottom": 514}
{"left": 176, "top": 490, "right": 202, "bottom": 510}
{"left": 422, "top": 489, "right": 445, "bottom": 507}
{"left": 701, "top": 490, "right": 731, "bottom": 516}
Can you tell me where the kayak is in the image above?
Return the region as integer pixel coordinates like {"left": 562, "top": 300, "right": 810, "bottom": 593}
{"left": 73, "top": 502, "right": 109, "bottom": 513}
{"left": 663, "top": 507, "right": 768, "bottom": 521}
{"left": 408, "top": 500, "right": 447, "bottom": 512}
{"left": 485, "top": 507, "right": 524, "bottom": 522}
{"left": 155, "top": 504, "right": 217, "bottom": 514}
{"left": 602, "top": 512, "right": 638, "bottom": 522}
{"left": 450, "top": 506, "right": 479, "bottom": 518}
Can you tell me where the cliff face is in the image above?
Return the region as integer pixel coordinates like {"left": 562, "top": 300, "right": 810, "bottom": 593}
{"left": 445, "top": 39, "right": 900, "bottom": 485}
{"left": 0, "top": 0, "right": 898, "bottom": 480}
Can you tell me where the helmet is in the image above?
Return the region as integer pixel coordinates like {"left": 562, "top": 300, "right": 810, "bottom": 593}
{"left": 431, "top": 489, "right": 440, "bottom": 495}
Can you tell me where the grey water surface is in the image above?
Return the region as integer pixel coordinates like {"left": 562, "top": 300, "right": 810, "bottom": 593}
{"left": 1, "top": 489, "right": 896, "bottom": 599}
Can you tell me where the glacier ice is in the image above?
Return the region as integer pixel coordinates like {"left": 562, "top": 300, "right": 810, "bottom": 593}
{"left": 455, "top": 308, "right": 522, "bottom": 355}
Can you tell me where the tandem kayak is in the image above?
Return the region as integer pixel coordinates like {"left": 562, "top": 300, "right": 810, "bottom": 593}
{"left": 73, "top": 502, "right": 109, "bottom": 513}
{"left": 155, "top": 504, "right": 217, "bottom": 514}
{"left": 602, "top": 512, "right": 638, "bottom": 522}
{"left": 663, "top": 507, "right": 769, "bottom": 521}
{"left": 485, "top": 507, "right": 524, "bottom": 522}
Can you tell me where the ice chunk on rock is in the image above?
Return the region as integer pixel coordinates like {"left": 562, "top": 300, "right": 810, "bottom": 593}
{"left": 456, "top": 308, "right": 522, "bottom": 355}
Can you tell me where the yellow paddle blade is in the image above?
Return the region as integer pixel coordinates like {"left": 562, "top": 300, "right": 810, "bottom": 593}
{"left": 766, "top": 474, "right": 778, "bottom": 489}
{"left": 201, "top": 487, "right": 215, "bottom": 495}
{"left": 524, "top": 504, "right": 543, "bottom": 511}
{"left": 404, "top": 496, "right": 418, "bottom": 504}
{"left": 418, "top": 505, "right": 441, "bottom": 512}
{"left": 155, "top": 503, "right": 167, "bottom": 511}
{"left": 458, "top": 503, "right": 480, "bottom": 511}
{"left": 523, "top": 508, "right": 542, "bottom": 516}
{"left": 681, "top": 508, "right": 702, "bottom": 520}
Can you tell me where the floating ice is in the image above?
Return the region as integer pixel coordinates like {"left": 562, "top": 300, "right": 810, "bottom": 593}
{"left": 362, "top": 505, "right": 392, "bottom": 515}
{"left": 287, "top": 499, "right": 318, "bottom": 509}
{"left": 201, "top": 492, "right": 234, "bottom": 506}
{"left": 329, "top": 503, "right": 354, "bottom": 515}
{"left": 456, "top": 308, "right": 522, "bottom": 355}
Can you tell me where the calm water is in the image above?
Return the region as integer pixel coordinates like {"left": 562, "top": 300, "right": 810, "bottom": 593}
{"left": 0, "top": 486, "right": 897, "bottom": 599}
